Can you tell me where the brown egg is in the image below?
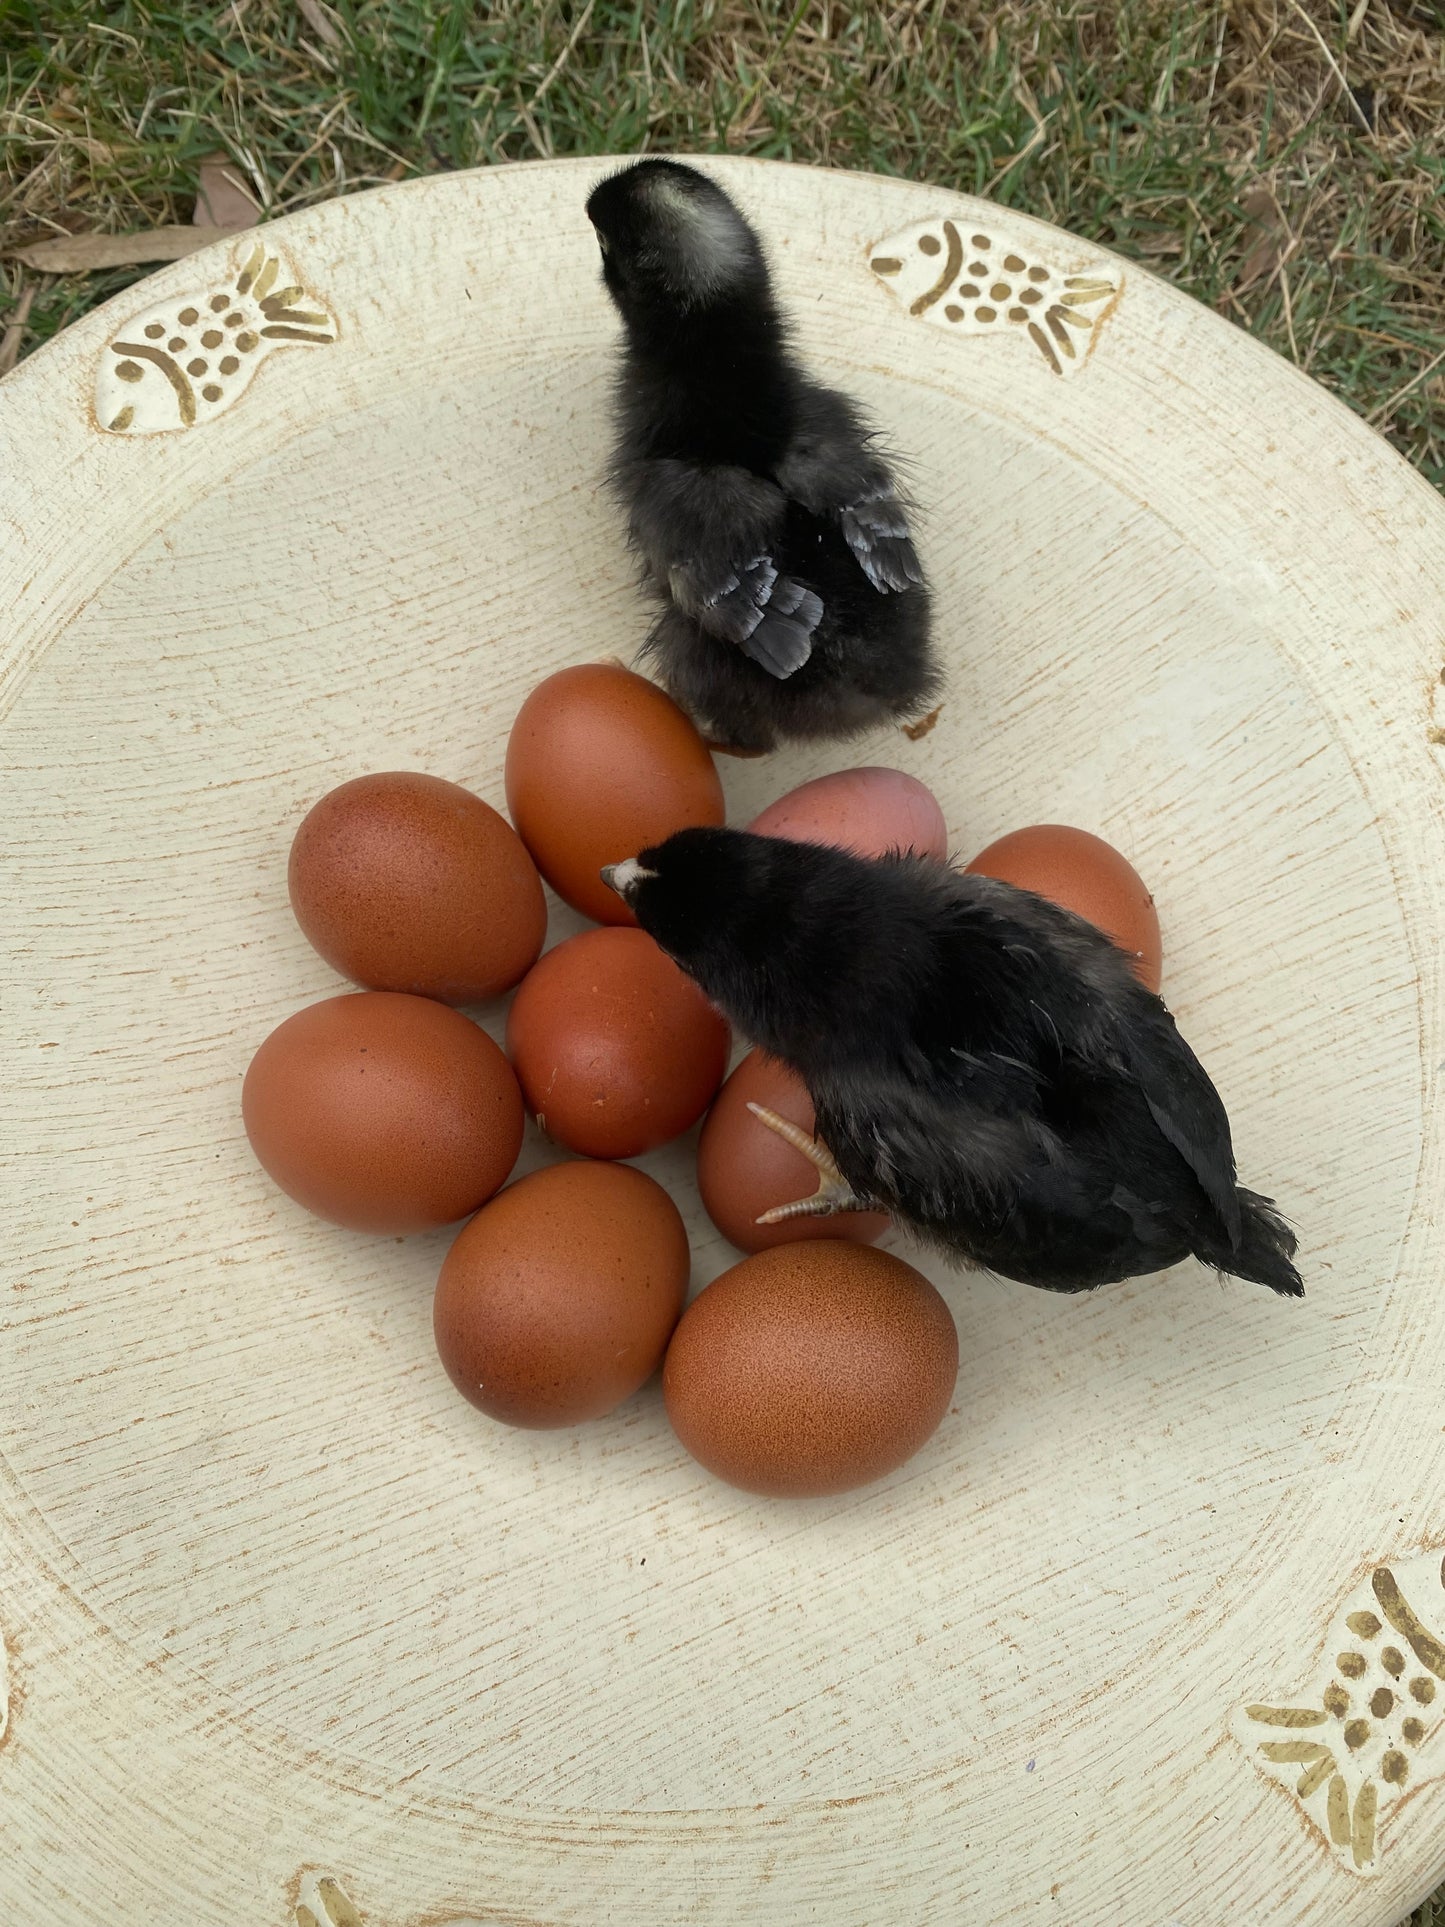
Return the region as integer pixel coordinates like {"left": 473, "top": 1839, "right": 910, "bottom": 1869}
{"left": 506, "top": 927, "right": 728, "bottom": 1158}
{"left": 504, "top": 662, "right": 724, "bottom": 925}
{"left": 966, "top": 823, "right": 1163, "bottom": 991}
{"left": 697, "top": 1048, "right": 889, "bottom": 1253}
{"left": 749, "top": 766, "right": 949, "bottom": 860}
{"left": 664, "top": 1242, "right": 958, "bottom": 1497}
{"left": 433, "top": 1161, "right": 690, "bottom": 1427}
{"left": 288, "top": 771, "right": 546, "bottom": 1003}
{"left": 242, "top": 991, "right": 523, "bottom": 1233}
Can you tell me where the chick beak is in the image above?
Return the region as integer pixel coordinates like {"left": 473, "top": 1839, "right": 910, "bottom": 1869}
{"left": 601, "top": 858, "right": 651, "bottom": 903}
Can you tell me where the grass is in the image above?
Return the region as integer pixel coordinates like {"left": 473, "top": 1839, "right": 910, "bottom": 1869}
{"left": 2, "top": 2, "right": 1444, "bottom": 1915}
{"left": 2, "top": 0, "right": 1444, "bottom": 486}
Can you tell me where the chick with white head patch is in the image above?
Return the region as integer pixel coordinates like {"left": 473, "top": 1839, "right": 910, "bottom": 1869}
{"left": 586, "top": 159, "right": 940, "bottom": 752}
{"left": 604, "top": 828, "right": 1303, "bottom": 1298}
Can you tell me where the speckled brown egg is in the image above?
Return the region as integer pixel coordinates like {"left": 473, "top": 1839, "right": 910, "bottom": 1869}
{"left": 433, "top": 1160, "right": 690, "bottom": 1427}
{"left": 288, "top": 771, "right": 546, "bottom": 1002}
{"left": 506, "top": 927, "right": 728, "bottom": 1158}
{"left": 504, "top": 663, "right": 725, "bottom": 925}
{"left": 242, "top": 991, "right": 523, "bottom": 1233}
{"left": 663, "top": 1242, "right": 958, "bottom": 1497}
{"left": 697, "top": 1048, "right": 889, "bottom": 1253}
{"left": 966, "top": 823, "right": 1163, "bottom": 992}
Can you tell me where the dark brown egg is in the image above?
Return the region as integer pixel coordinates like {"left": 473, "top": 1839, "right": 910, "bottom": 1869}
{"left": 506, "top": 927, "right": 728, "bottom": 1159}
{"left": 504, "top": 663, "right": 725, "bottom": 925}
{"left": 433, "top": 1161, "right": 690, "bottom": 1427}
{"left": 966, "top": 823, "right": 1163, "bottom": 991}
{"left": 288, "top": 771, "right": 546, "bottom": 1002}
{"left": 663, "top": 1242, "right": 958, "bottom": 1497}
{"left": 242, "top": 991, "right": 523, "bottom": 1233}
{"left": 697, "top": 1048, "right": 889, "bottom": 1253}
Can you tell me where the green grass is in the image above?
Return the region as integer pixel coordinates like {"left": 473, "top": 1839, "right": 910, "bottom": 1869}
{"left": 3, "top": 1, "right": 1444, "bottom": 484}
{"left": 2, "top": 6, "right": 1445, "bottom": 1915}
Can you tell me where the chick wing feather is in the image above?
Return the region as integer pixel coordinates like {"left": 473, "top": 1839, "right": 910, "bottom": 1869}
{"left": 623, "top": 455, "right": 823, "bottom": 678}
{"left": 775, "top": 384, "right": 925, "bottom": 595}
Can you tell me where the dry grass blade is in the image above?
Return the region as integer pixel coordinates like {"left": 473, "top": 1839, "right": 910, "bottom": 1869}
{"left": 295, "top": 0, "right": 342, "bottom": 52}
{"left": 1283, "top": 0, "right": 1377, "bottom": 132}
{"left": 530, "top": 0, "right": 598, "bottom": 111}
{"left": 1370, "top": 343, "right": 1445, "bottom": 421}
{"left": 0, "top": 282, "right": 34, "bottom": 376}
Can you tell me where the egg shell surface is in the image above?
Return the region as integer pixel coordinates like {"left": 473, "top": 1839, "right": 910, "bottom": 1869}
{"left": 506, "top": 927, "right": 728, "bottom": 1159}
{"left": 504, "top": 662, "right": 724, "bottom": 925}
{"left": 663, "top": 1241, "right": 958, "bottom": 1497}
{"left": 288, "top": 770, "right": 546, "bottom": 1002}
{"left": 241, "top": 990, "right": 524, "bottom": 1233}
{"left": 433, "top": 1161, "right": 690, "bottom": 1428}
{"left": 748, "top": 766, "right": 948, "bottom": 860}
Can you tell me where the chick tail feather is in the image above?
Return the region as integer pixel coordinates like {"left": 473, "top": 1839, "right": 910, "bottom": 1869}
{"left": 1205, "top": 1189, "right": 1303, "bottom": 1297}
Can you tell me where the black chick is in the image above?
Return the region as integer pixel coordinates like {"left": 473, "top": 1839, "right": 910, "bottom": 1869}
{"left": 602, "top": 831, "right": 1302, "bottom": 1297}
{"left": 585, "top": 158, "right": 939, "bottom": 753}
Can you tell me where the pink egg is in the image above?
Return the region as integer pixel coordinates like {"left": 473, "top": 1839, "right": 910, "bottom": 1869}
{"left": 748, "top": 767, "right": 949, "bottom": 861}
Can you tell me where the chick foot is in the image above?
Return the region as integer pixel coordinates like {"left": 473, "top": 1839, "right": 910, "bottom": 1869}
{"left": 747, "top": 1103, "right": 872, "bottom": 1222}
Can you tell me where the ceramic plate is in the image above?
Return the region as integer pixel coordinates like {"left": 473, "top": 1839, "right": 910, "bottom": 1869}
{"left": 2, "top": 157, "right": 1444, "bottom": 1927}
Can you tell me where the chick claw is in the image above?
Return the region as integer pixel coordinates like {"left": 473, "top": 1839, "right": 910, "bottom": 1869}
{"left": 702, "top": 738, "right": 769, "bottom": 759}
{"left": 746, "top": 1102, "right": 870, "bottom": 1223}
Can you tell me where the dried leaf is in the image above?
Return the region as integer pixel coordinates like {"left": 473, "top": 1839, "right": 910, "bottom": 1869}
{"left": 192, "top": 153, "right": 259, "bottom": 231}
{"left": 1233, "top": 185, "right": 1288, "bottom": 294}
{"left": 8, "top": 227, "right": 233, "bottom": 272}
{"left": 296, "top": 0, "right": 342, "bottom": 49}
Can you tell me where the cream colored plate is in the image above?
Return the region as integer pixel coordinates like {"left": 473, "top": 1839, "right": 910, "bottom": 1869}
{"left": 2, "top": 158, "right": 1444, "bottom": 1927}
